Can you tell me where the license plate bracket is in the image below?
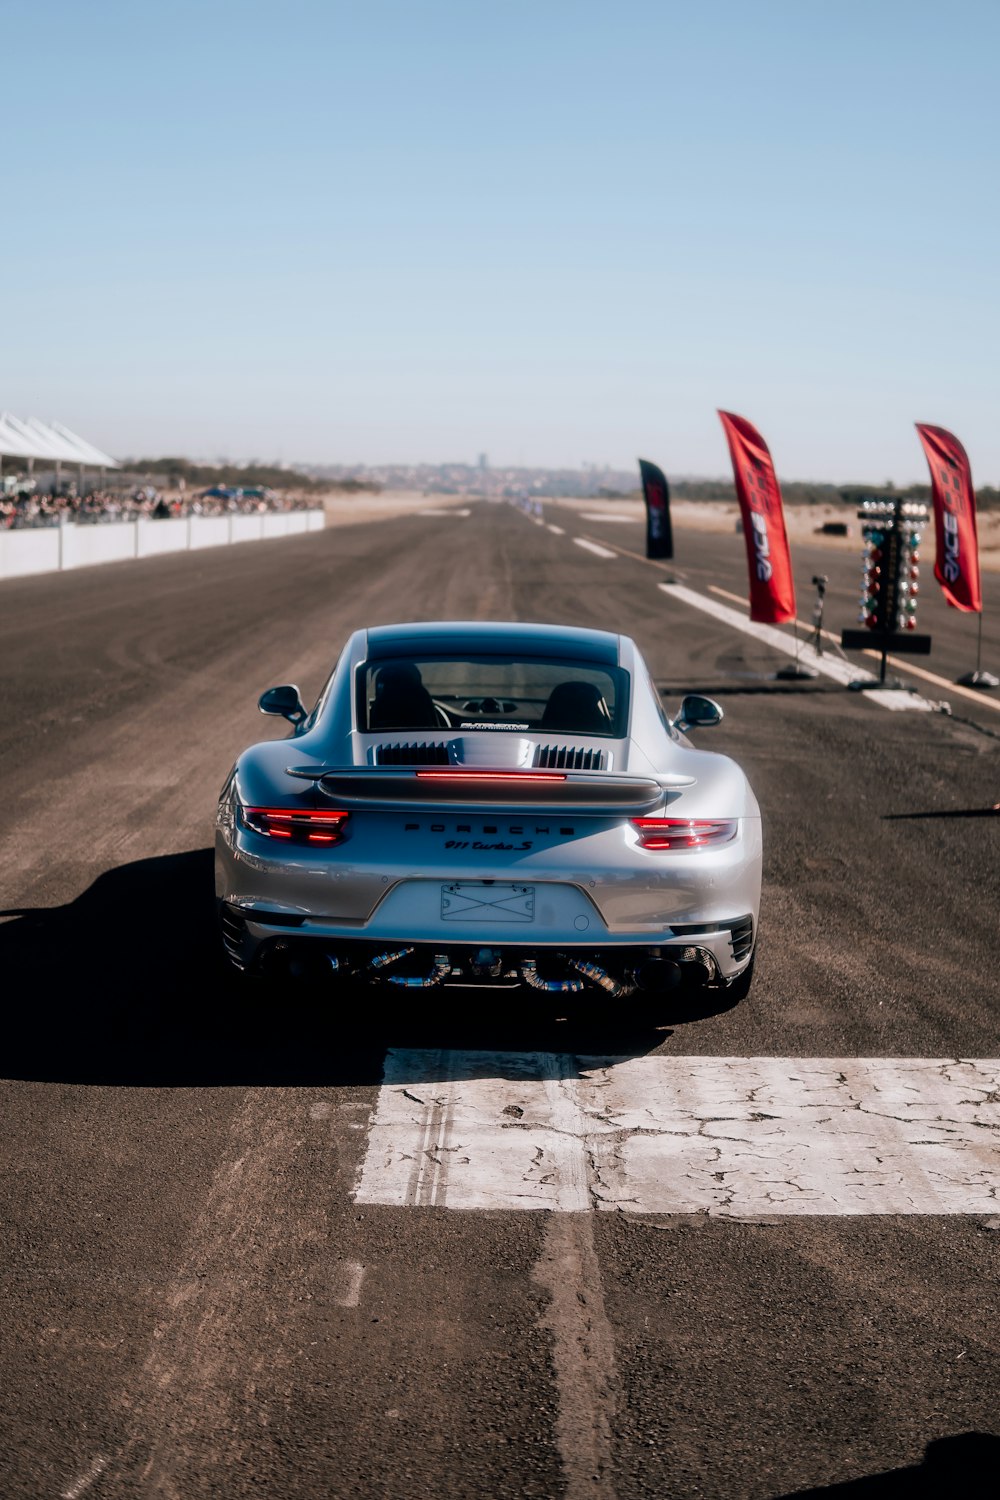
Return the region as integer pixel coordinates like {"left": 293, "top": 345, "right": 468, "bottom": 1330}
{"left": 440, "top": 882, "right": 535, "bottom": 922}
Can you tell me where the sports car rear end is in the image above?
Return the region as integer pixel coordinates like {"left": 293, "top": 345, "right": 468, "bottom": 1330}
{"left": 216, "top": 622, "right": 761, "bottom": 998}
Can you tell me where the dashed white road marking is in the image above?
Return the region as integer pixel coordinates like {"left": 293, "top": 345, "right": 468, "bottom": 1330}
{"left": 60, "top": 1455, "right": 109, "bottom": 1499}
{"left": 546, "top": 523, "right": 566, "bottom": 535}
{"left": 355, "top": 1054, "right": 1000, "bottom": 1217}
{"left": 418, "top": 507, "right": 471, "bottom": 517}
{"left": 335, "top": 1261, "right": 366, "bottom": 1307}
{"left": 573, "top": 537, "right": 618, "bottom": 560}
{"left": 581, "top": 511, "right": 641, "bottom": 523}
{"left": 658, "top": 582, "right": 937, "bottom": 712}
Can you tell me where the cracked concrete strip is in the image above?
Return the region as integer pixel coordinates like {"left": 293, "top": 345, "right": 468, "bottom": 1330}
{"left": 353, "top": 1053, "right": 1000, "bottom": 1216}
{"left": 354, "top": 1050, "right": 592, "bottom": 1210}
{"left": 575, "top": 1057, "right": 1000, "bottom": 1217}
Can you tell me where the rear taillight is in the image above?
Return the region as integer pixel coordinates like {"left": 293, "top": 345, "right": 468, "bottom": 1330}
{"left": 631, "top": 817, "right": 737, "bottom": 850}
{"left": 242, "top": 807, "right": 349, "bottom": 845}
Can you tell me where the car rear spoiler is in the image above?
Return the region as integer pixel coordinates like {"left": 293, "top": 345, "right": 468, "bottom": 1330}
{"left": 284, "top": 765, "right": 693, "bottom": 812}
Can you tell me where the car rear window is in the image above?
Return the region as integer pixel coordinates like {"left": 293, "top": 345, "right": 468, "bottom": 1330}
{"left": 360, "top": 656, "right": 628, "bottom": 737}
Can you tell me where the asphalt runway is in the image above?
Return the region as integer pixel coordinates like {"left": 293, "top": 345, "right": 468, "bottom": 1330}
{"left": 1, "top": 501, "right": 998, "bottom": 1499}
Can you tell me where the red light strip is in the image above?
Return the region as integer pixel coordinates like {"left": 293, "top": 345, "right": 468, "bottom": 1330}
{"left": 252, "top": 808, "right": 348, "bottom": 821}
{"left": 415, "top": 771, "right": 567, "bottom": 782}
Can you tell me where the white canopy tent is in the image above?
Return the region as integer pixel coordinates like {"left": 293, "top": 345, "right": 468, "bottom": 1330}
{"left": 0, "top": 413, "right": 119, "bottom": 483}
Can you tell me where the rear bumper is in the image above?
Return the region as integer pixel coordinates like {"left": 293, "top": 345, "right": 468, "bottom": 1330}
{"left": 220, "top": 903, "right": 755, "bottom": 984}
{"left": 216, "top": 818, "right": 761, "bottom": 935}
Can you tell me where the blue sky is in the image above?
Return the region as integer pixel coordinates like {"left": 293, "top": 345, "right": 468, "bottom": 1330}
{"left": 2, "top": 0, "right": 998, "bottom": 481}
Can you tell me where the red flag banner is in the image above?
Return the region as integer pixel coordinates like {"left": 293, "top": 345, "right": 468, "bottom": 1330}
{"left": 915, "top": 423, "right": 982, "bottom": 613}
{"left": 717, "top": 410, "right": 796, "bottom": 624}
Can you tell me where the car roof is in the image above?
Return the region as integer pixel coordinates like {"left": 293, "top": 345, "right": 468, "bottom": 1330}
{"left": 365, "top": 621, "right": 622, "bottom": 666}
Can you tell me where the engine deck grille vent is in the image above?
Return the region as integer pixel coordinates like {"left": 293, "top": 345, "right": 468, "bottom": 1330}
{"left": 375, "top": 741, "right": 450, "bottom": 766}
{"left": 533, "top": 744, "right": 606, "bottom": 771}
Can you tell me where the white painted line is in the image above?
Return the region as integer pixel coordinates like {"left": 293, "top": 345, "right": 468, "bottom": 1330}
{"left": 574, "top": 537, "right": 618, "bottom": 560}
{"left": 335, "top": 1261, "right": 366, "bottom": 1307}
{"left": 864, "top": 689, "right": 936, "bottom": 712}
{"left": 61, "top": 1456, "right": 109, "bottom": 1500}
{"left": 418, "top": 507, "right": 471, "bottom": 517}
{"left": 355, "top": 1053, "right": 1000, "bottom": 1216}
{"left": 708, "top": 582, "right": 1000, "bottom": 715}
{"left": 581, "top": 512, "right": 641, "bottom": 523}
{"left": 658, "top": 583, "right": 937, "bottom": 711}
{"left": 546, "top": 524, "right": 566, "bottom": 535}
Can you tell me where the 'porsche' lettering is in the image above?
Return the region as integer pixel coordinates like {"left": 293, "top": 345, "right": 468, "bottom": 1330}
{"left": 403, "top": 820, "right": 574, "bottom": 846}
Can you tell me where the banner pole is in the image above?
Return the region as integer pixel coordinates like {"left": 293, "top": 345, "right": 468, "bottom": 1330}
{"left": 775, "top": 616, "right": 818, "bottom": 681}
{"left": 958, "top": 610, "right": 999, "bottom": 689}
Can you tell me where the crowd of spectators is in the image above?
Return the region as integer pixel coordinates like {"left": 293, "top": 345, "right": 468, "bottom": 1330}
{"left": 1, "top": 483, "right": 320, "bottom": 530}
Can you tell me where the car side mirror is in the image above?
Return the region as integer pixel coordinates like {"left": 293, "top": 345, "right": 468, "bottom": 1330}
{"left": 673, "top": 694, "right": 724, "bottom": 733}
{"left": 258, "top": 684, "right": 307, "bottom": 726}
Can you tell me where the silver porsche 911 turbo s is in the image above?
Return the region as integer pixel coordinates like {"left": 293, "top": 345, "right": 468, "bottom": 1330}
{"left": 216, "top": 621, "right": 762, "bottom": 1001}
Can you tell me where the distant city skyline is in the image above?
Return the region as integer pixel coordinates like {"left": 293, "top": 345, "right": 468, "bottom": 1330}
{"left": 4, "top": 2, "right": 998, "bottom": 485}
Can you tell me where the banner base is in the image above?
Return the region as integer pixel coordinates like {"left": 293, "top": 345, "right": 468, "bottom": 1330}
{"left": 774, "top": 662, "right": 819, "bottom": 681}
{"left": 957, "top": 669, "right": 999, "bottom": 689}
{"left": 848, "top": 676, "right": 908, "bottom": 692}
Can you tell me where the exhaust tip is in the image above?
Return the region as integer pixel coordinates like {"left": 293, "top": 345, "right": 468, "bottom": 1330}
{"left": 636, "top": 959, "right": 683, "bottom": 991}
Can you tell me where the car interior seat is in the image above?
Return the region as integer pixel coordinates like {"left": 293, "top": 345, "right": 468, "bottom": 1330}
{"left": 539, "top": 680, "right": 613, "bottom": 734}
{"left": 369, "top": 663, "right": 440, "bottom": 730}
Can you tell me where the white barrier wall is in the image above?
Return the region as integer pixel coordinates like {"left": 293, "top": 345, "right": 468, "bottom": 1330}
{"left": 0, "top": 527, "right": 60, "bottom": 578}
{"left": 189, "top": 517, "right": 231, "bottom": 550}
{"left": 136, "top": 518, "right": 189, "bottom": 557}
{"left": 60, "top": 523, "right": 135, "bottom": 570}
{"left": 0, "top": 510, "right": 325, "bottom": 582}
{"left": 230, "top": 515, "right": 264, "bottom": 543}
